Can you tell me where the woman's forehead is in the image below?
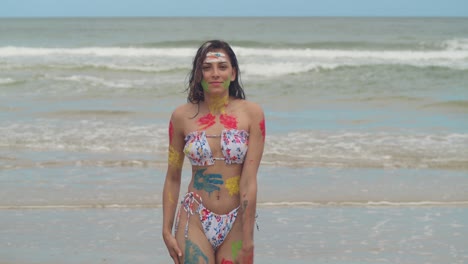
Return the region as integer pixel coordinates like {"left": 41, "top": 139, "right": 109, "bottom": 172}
{"left": 204, "top": 50, "right": 229, "bottom": 63}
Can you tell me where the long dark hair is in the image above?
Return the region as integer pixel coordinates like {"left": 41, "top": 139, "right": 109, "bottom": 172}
{"left": 186, "top": 40, "right": 245, "bottom": 104}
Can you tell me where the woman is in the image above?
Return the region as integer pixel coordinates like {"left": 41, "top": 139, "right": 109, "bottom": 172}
{"left": 162, "top": 40, "right": 265, "bottom": 264}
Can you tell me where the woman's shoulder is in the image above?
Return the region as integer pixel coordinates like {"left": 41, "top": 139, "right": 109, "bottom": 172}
{"left": 237, "top": 99, "right": 264, "bottom": 116}
{"left": 170, "top": 103, "right": 198, "bottom": 121}
{"left": 172, "top": 102, "right": 200, "bottom": 115}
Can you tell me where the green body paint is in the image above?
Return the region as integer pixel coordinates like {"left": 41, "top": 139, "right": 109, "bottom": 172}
{"left": 223, "top": 79, "right": 230, "bottom": 89}
{"left": 201, "top": 79, "right": 209, "bottom": 92}
{"left": 232, "top": 240, "right": 243, "bottom": 259}
{"left": 201, "top": 78, "right": 230, "bottom": 92}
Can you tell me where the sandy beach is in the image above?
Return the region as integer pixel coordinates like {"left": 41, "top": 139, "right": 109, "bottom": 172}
{"left": 1, "top": 17, "right": 467, "bottom": 263}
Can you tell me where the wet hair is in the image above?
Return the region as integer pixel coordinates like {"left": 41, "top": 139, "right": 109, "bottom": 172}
{"left": 186, "top": 40, "right": 245, "bottom": 104}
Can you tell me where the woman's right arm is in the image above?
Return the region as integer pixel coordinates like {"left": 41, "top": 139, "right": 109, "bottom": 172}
{"left": 162, "top": 108, "right": 185, "bottom": 263}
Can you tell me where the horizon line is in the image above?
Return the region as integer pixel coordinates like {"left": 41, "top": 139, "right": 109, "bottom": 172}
{"left": 1, "top": 15, "right": 468, "bottom": 19}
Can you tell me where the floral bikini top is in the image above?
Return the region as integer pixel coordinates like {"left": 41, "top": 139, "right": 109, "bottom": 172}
{"left": 183, "top": 129, "right": 249, "bottom": 166}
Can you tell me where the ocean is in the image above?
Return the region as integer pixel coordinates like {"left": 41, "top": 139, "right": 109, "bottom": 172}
{"left": 0, "top": 17, "right": 467, "bottom": 263}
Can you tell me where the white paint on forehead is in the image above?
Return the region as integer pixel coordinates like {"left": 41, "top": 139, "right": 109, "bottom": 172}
{"left": 204, "top": 52, "right": 228, "bottom": 63}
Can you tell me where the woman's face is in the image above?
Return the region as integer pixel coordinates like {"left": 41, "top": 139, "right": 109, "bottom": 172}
{"left": 201, "top": 49, "right": 236, "bottom": 94}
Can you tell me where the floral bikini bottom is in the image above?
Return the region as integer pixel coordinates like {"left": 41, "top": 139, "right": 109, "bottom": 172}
{"left": 175, "top": 192, "right": 239, "bottom": 250}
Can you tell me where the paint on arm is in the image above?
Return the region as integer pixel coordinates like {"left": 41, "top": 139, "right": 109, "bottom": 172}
{"left": 259, "top": 118, "right": 266, "bottom": 142}
{"left": 242, "top": 200, "right": 248, "bottom": 212}
{"left": 168, "top": 145, "right": 183, "bottom": 169}
{"left": 169, "top": 121, "right": 174, "bottom": 144}
{"left": 168, "top": 191, "right": 176, "bottom": 204}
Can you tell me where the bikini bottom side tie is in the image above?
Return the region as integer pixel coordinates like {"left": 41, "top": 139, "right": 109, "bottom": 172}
{"left": 175, "top": 192, "right": 239, "bottom": 250}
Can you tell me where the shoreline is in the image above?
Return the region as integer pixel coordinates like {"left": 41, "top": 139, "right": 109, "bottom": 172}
{"left": 1, "top": 207, "right": 467, "bottom": 264}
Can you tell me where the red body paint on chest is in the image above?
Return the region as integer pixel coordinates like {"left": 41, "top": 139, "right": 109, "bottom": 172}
{"left": 220, "top": 114, "right": 238, "bottom": 129}
{"left": 197, "top": 113, "right": 216, "bottom": 130}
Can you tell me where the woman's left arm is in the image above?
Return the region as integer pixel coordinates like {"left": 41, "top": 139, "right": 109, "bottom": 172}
{"left": 238, "top": 102, "right": 266, "bottom": 263}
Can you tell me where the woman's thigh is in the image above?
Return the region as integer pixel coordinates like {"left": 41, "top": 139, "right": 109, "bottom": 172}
{"left": 175, "top": 209, "right": 215, "bottom": 264}
{"left": 214, "top": 217, "right": 243, "bottom": 264}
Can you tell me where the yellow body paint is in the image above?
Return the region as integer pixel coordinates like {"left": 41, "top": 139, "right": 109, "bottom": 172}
{"left": 168, "top": 145, "right": 183, "bottom": 169}
{"left": 225, "top": 175, "right": 240, "bottom": 196}
{"left": 208, "top": 94, "right": 229, "bottom": 114}
{"left": 168, "top": 191, "right": 176, "bottom": 204}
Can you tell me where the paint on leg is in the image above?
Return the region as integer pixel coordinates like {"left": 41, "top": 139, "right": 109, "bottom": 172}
{"left": 184, "top": 239, "right": 208, "bottom": 264}
{"left": 231, "top": 240, "right": 243, "bottom": 260}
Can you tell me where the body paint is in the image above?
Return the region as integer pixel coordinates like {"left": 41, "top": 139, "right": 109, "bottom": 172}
{"left": 242, "top": 200, "right": 248, "bottom": 212}
{"left": 169, "top": 121, "right": 174, "bottom": 144}
{"left": 168, "top": 191, "right": 176, "bottom": 204}
{"left": 201, "top": 79, "right": 209, "bottom": 92}
{"left": 201, "top": 77, "right": 231, "bottom": 92}
{"left": 202, "top": 51, "right": 228, "bottom": 93}
{"left": 168, "top": 145, "right": 183, "bottom": 169}
{"left": 204, "top": 52, "right": 227, "bottom": 63}
{"left": 220, "top": 114, "right": 238, "bottom": 130}
{"left": 232, "top": 240, "right": 243, "bottom": 259}
{"left": 184, "top": 239, "right": 208, "bottom": 264}
{"left": 223, "top": 79, "right": 231, "bottom": 89}
{"left": 221, "top": 258, "right": 234, "bottom": 264}
{"left": 243, "top": 253, "right": 254, "bottom": 264}
{"left": 193, "top": 168, "right": 224, "bottom": 196}
{"left": 259, "top": 119, "right": 266, "bottom": 142}
{"left": 208, "top": 94, "right": 228, "bottom": 114}
{"left": 225, "top": 176, "right": 240, "bottom": 196}
{"left": 197, "top": 113, "right": 216, "bottom": 130}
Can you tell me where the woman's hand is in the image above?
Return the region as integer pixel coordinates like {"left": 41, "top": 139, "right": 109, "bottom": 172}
{"left": 163, "top": 232, "right": 182, "bottom": 264}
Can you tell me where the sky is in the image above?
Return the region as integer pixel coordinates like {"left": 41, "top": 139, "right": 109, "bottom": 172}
{"left": 1, "top": 0, "right": 467, "bottom": 17}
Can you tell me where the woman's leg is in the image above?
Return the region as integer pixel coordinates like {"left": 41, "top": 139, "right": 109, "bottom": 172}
{"left": 175, "top": 205, "right": 215, "bottom": 264}
{"left": 214, "top": 217, "right": 243, "bottom": 264}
